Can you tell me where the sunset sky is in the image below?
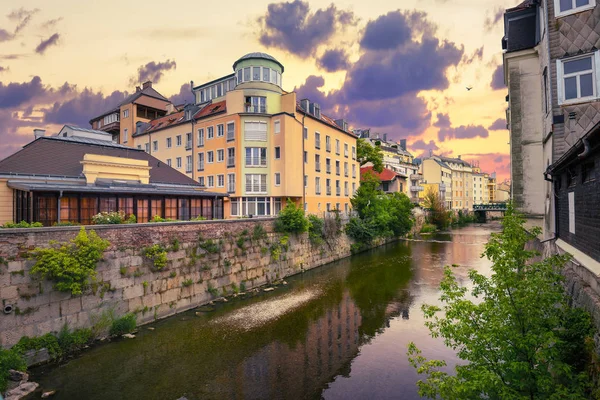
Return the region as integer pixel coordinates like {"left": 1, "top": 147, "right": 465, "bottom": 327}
{"left": 0, "top": 0, "right": 515, "bottom": 181}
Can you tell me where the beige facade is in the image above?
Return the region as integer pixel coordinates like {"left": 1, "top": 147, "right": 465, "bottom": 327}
{"left": 420, "top": 158, "right": 452, "bottom": 209}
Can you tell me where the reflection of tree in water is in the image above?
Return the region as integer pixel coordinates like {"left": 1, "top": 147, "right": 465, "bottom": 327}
{"left": 346, "top": 242, "right": 414, "bottom": 343}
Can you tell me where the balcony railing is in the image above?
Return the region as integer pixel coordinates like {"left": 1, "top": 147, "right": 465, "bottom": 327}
{"left": 326, "top": 186, "right": 332, "bottom": 195}
{"left": 227, "top": 157, "right": 235, "bottom": 168}
{"left": 185, "top": 141, "right": 192, "bottom": 150}
{"left": 336, "top": 187, "right": 341, "bottom": 196}
{"left": 246, "top": 157, "right": 267, "bottom": 167}
{"left": 410, "top": 185, "right": 424, "bottom": 192}
{"left": 186, "top": 165, "right": 192, "bottom": 173}
{"left": 227, "top": 183, "right": 235, "bottom": 193}
{"left": 344, "top": 189, "right": 349, "bottom": 196}
{"left": 316, "top": 187, "right": 321, "bottom": 195}
{"left": 245, "top": 105, "right": 266, "bottom": 113}
{"left": 410, "top": 174, "right": 422, "bottom": 181}
{"left": 326, "top": 143, "right": 331, "bottom": 152}
{"left": 326, "top": 165, "right": 331, "bottom": 174}
{"left": 227, "top": 132, "right": 235, "bottom": 141}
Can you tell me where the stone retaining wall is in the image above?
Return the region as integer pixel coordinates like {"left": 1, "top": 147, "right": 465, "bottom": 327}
{"left": 0, "top": 218, "right": 364, "bottom": 348}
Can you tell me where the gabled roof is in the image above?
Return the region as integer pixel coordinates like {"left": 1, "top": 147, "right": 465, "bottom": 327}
{"left": 90, "top": 85, "right": 171, "bottom": 122}
{"left": 296, "top": 102, "right": 357, "bottom": 138}
{"left": 135, "top": 111, "right": 186, "bottom": 137}
{"left": 195, "top": 101, "right": 226, "bottom": 119}
{"left": 360, "top": 166, "right": 403, "bottom": 182}
{"left": 0, "top": 136, "right": 200, "bottom": 186}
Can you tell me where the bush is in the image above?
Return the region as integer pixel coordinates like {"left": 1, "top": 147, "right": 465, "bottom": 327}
{"left": 345, "top": 217, "right": 377, "bottom": 245}
{"left": 182, "top": 278, "right": 193, "bottom": 287}
{"left": 2, "top": 221, "right": 43, "bottom": 228}
{"left": 420, "top": 223, "right": 437, "bottom": 234}
{"left": 0, "top": 348, "right": 26, "bottom": 392}
{"left": 125, "top": 214, "right": 137, "bottom": 224}
{"left": 142, "top": 244, "right": 168, "bottom": 271}
{"left": 150, "top": 215, "right": 177, "bottom": 223}
{"left": 110, "top": 313, "right": 137, "bottom": 336}
{"left": 252, "top": 224, "right": 268, "bottom": 241}
{"left": 275, "top": 200, "right": 309, "bottom": 234}
{"left": 92, "top": 211, "right": 126, "bottom": 225}
{"left": 53, "top": 221, "right": 81, "bottom": 227}
{"left": 422, "top": 189, "right": 451, "bottom": 230}
{"left": 308, "top": 215, "right": 325, "bottom": 245}
{"left": 30, "top": 227, "right": 110, "bottom": 295}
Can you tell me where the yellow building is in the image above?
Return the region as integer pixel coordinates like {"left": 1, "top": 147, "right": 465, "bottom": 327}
{"left": 128, "top": 53, "right": 360, "bottom": 218}
{"left": 472, "top": 168, "right": 490, "bottom": 205}
{"left": 419, "top": 157, "right": 452, "bottom": 209}
{"left": 487, "top": 173, "right": 497, "bottom": 203}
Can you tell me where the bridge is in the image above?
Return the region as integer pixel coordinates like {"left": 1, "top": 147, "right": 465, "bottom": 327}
{"left": 473, "top": 203, "right": 507, "bottom": 222}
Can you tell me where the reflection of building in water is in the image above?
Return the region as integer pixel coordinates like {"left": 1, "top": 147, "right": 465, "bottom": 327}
{"left": 210, "top": 291, "right": 362, "bottom": 399}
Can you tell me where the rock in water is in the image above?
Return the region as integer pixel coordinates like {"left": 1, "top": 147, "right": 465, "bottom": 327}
{"left": 263, "top": 287, "right": 275, "bottom": 292}
{"left": 4, "top": 381, "right": 38, "bottom": 400}
{"left": 122, "top": 333, "right": 136, "bottom": 339}
{"left": 8, "top": 369, "right": 28, "bottom": 382}
{"left": 41, "top": 390, "right": 57, "bottom": 398}
{"left": 147, "top": 327, "right": 155, "bottom": 331}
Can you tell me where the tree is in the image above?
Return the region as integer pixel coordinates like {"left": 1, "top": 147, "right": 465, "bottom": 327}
{"left": 357, "top": 138, "right": 384, "bottom": 172}
{"left": 407, "top": 204, "right": 594, "bottom": 399}
{"left": 422, "top": 187, "right": 451, "bottom": 229}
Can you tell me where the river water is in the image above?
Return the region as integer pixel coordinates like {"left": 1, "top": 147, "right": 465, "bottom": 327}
{"left": 28, "top": 224, "right": 498, "bottom": 400}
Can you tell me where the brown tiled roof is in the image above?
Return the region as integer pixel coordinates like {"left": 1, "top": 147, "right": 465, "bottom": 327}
{"left": 0, "top": 136, "right": 199, "bottom": 186}
{"left": 140, "top": 111, "right": 186, "bottom": 135}
{"left": 195, "top": 101, "right": 226, "bottom": 119}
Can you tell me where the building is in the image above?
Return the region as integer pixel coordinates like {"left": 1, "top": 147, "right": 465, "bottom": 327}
{"left": 90, "top": 81, "right": 173, "bottom": 144}
{"left": 360, "top": 166, "right": 407, "bottom": 194}
{"left": 504, "top": 0, "right": 600, "bottom": 262}
{"left": 0, "top": 127, "right": 226, "bottom": 226}
{"left": 125, "top": 53, "right": 360, "bottom": 217}
{"left": 472, "top": 166, "right": 491, "bottom": 205}
{"left": 487, "top": 172, "right": 497, "bottom": 203}
{"left": 419, "top": 157, "right": 452, "bottom": 209}
{"left": 420, "top": 155, "right": 474, "bottom": 212}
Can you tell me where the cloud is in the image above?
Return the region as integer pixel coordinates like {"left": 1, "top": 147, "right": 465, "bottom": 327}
{"left": 484, "top": 7, "right": 504, "bottom": 32}
{"left": 8, "top": 8, "right": 40, "bottom": 34}
{"left": 317, "top": 49, "right": 350, "bottom": 72}
{"left": 35, "top": 33, "right": 60, "bottom": 54}
{"left": 0, "top": 54, "right": 25, "bottom": 60}
{"left": 170, "top": 83, "right": 194, "bottom": 105}
{"left": 41, "top": 17, "right": 63, "bottom": 30}
{"left": 462, "top": 46, "right": 484, "bottom": 65}
{"left": 0, "top": 77, "right": 46, "bottom": 109}
{"left": 133, "top": 60, "right": 177, "bottom": 84}
{"left": 434, "top": 113, "right": 451, "bottom": 128}
{"left": 488, "top": 118, "right": 506, "bottom": 130}
{"left": 0, "top": 29, "right": 14, "bottom": 42}
{"left": 490, "top": 65, "right": 505, "bottom": 90}
{"left": 360, "top": 11, "right": 414, "bottom": 50}
{"left": 411, "top": 139, "right": 439, "bottom": 151}
{"left": 257, "top": 0, "right": 356, "bottom": 57}
{"left": 435, "top": 113, "right": 489, "bottom": 141}
{"left": 44, "top": 89, "right": 128, "bottom": 126}
{"left": 0, "top": 66, "right": 8, "bottom": 73}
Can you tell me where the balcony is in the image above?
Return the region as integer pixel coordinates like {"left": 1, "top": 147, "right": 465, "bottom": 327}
{"left": 246, "top": 157, "right": 267, "bottom": 167}
{"left": 410, "top": 174, "right": 422, "bottom": 181}
{"left": 326, "top": 186, "right": 332, "bottom": 195}
{"left": 410, "top": 185, "right": 424, "bottom": 192}
{"left": 245, "top": 105, "right": 266, "bottom": 113}
{"left": 439, "top": 183, "right": 447, "bottom": 191}
{"left": 227, "top": 157, "right": 235, "bottom": 168}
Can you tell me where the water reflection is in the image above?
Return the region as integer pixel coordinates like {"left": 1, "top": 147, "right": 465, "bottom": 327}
{"left": 29, "top": 224, "right": 498, "bottom": 400}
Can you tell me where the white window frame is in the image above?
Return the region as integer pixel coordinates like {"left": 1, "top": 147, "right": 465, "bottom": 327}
{"left": 123, "top": 109, "right": 129, "bottom": 118}
{"left": 554, "top": 0, "right": 596, "bottom": 18}
{"left": 153, "top": 140, "right": 158, "bottom": 152}
{"left": 197, "top": 152, "right": 205, "bottom": 171}
{"left": 217, "top": 149, "right": 225, "bottom": 163}
{"left": 176, "top": 135, "right": 182, "bottom": 147}
{"left": 198, "top": 176, "right": 205, "bottom": 187}
{"left": 207, "top": 176, "right": 214, "bottom": 188}
{"left": 274, "top": 172, "right": 281, "bottom": 186}
{"left": 226, "top": 121, "right": 235, "bottom": 141}
{"left": 217, "top": 174, "right": 225, "bottom": 188}
{"left": 166, "top": 137, "right": 172, "bottom": 149}
{"left": 274, "top": 120, "right": 281, "bottom": 134}
{"left": 176, "top": 157, "right": 182, "bottom": 169}
{"left": 245, "top": 174, "right": 268, "bottom": 194}
{"left": 198, "top": 128, "right": 204, "bottom": 147}
{"left": 207, "top": 126, "right": 214, "bottom": 140}
{"left": 217, "top": 124, "right": 224, "bottom": 137}
{"left": 207, "top": 151, "right": 214, "bottom": 163}
{"left": 227, "top": 173, "right": 236, "bottom": 193}
{"left": 556, "top": 51, "right": 600, "bottom": 105}
{"left": 123, "top": 128, "right": 128, "bottom": 143}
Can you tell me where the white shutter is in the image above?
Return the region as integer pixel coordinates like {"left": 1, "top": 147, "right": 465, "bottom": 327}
{"left": 568, "top": 192, "right": 575, "bottom": 234}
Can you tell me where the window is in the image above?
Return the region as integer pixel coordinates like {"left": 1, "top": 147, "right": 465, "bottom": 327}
{"left": 198, "top": 153, "right": 204, "bottom": 171}
{"left": 352, "top": 164, "right": 356, "bottom": 178}
{"left": 271, "top": 69, "right": 277, "bottom": 84}
{"left": 207, "top": 151, "right": 214, "bottom": 163}
{"left": 315, "top": 177, "right": 321, "bottom": 194}
{"left": 145, "top": 143, "right": 150, "bottom": 153}
{"left": 344, "top": 181, "right": 349, "bottom": 196}
{"left": 252, "top": 66, "right": 261, "bottom": 81}
{"left": 245, "top": 174, "right": 267, "bottom": 193}
{"left": 274, "top": 198, "right": 282, "bottom": 214}
{"left": 216, "top": 84, "right": 222, "bottom": 97}
{"left": 352, "top": 183, "right": 356, "bottom": 194}
{"left": 198, "top": 128, "right": 204, "bottom": 147}
{"left": 166, "top": 137, "right": 172, "bottom": 149}
{"left": 186, "top": 156, "right": 192, "bottom": 173}
{"left": 315, "top": 132, "right": 321, "bottom": 149}
{"left": 344, "top": 143, "right": 348, "bottom": 157}
{"left": 207, "top": 126, "right": 214, "bottom": 139}
{"left": 543, "top": 67, "right": 549, "bottom": 115}
{"left": 199, "top": 176, "right": 205, "bottom": 187}
{"left": 275, "top": 172, "right": 281, "bottom": 186}
{"left": 327, "top": 203, "right": 331, "bottom": 211}
{"left": 217, "top": 174, "right": 225, "bottom": 188}
{"left": 123, "top": 109, "right": 129, "bottom": 118}
{"left": 244, "top": 67, "right": 251, "bottom": 82}
{"left": 304, "top": 151, "right": 308, "bottom": 163}
{"left": 176, "top": 157, "right": 182, "bottom": 169}
{"left": 315, "top": 154, "right": 321, "bottom": 172}
{"left": 176, "top": 135, "right": 182, "bottom": 147}
{"left": 237, "top": 70, "right": 243, "bottom": 84}
{"left": 244, "top": 121, "right": 267, "bottom": 141}
{"left": 167, "top": 158, "right": 172, "bottom": 167}
{"left": 335, "top": 139, "right": 340, "bottom": 155}
{"left": 227, "top": 122, "right": 235, "bottom": 141}
{"left": 326, "top": 158, "right": 331, "bottom": 174}
{"left": 304, "top": 175, "right": 308, "bottom": 187}
{"left": 336, "top": 180, "right": 340, "bottom": 196}
{"left": 336, "top": 160, "right": 340, "bottom": 176}
{"left": 274, "top": 120, "right": 281, "bottom": 134}
{"left": 326, "top": 136, "right": 331, "bottom": 152}
{"left": 352, "top": 146, "right": 356, "bottom": 160}
{"left": 217, "top": 149, "right": 224, "bottom": 163}
{"left": 227, "top": 174, "right": 235, "bottom": 193}
{"left": 153, "top": 141, "right": 158, "bottom": 152}
{"left": 227, "top": 147, "right": 235, "bottom": 167}
{"left": 123, "top": 128, "right": 128, "bottom": 143}
{"left": 246, "top": 147, "right": 267, "bottom": 166}
{"left": 344, "top": 162, "right": 348, "bottom": 177}
{"left": 274, "top": 147, "right": 281, "bottom": 159}
{"left": 208, "top": 176, "right": 214, "bottom": 188}
{"left": 326, "top": 179, "right": 331, "bottom": 195}
{"left": 557, "top": 52, "right": 599, "bottom": 104}
{"left": 245, "top": 96, "right": 266, "bottom": 113}
{"left": 217, "top": 124, "right": 224, "bottom": 137}
{"left": 554, "top": 0, "right": 596, "bottom": 17}
{"left": 303, "top": 127, "right": 308, "bottom": 140}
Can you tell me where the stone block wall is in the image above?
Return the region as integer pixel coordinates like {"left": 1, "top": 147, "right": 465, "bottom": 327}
{"left": 0, "top": 218, "right": 358, "bottom": 348}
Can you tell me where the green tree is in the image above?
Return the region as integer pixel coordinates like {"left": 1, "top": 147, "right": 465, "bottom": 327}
{"left": 407, "top": 204, "right": 593, "bottom": 399}
{"left": 422, "top": 187, "right": 451, "bottom": 230}
{"left": 275, "top": 199, "right": 309, "bottom": 234}
{"left": 357, "top": 138, "right": 384, "bottom": 172}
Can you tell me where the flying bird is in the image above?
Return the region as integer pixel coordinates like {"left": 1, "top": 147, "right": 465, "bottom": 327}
{"left": 466, "top": 86, "right": 473, "bottom": 91}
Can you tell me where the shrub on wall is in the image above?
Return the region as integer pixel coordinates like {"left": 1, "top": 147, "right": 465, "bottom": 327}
{"left": 142, "top": 244, "right": 168, "bottom": 271}
{"left": 109, "top": 313, "right": 137, "bottom": 336}
{"left": 29, "top": 227, "right": 110, "bottom": 295}
{"left": 2, "top": 221, "right": 43, "bottom": 228}
{"left": 308, "top": 215, "right": 325, "bottom": 246}
{"left": 92, "top": 211, "right": 126, "bottom": 225}
{"left": 275, "top": 200, "right": 309, "bottom": 234}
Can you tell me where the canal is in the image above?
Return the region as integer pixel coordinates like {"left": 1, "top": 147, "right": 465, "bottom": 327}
{"left": 28, "top": 224, "right": 498, "bottom": 400}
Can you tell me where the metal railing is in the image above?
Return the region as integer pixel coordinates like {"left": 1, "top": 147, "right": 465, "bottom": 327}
{"left": 227, "top": 157, "right": 235, "bottom": 167}
{"left": 473, "top": 203, "right": 508, "bottom": 211}
{"left": 185, "top": 141, "right": 192, "bottom": 150}
{"left": 326, "top": 186, "right": 331, "bottom": 195}
{"left": 245, "top": 157, "right": 267, "bottom": 167}
{"left": 245, "top": 105, "right": 266, "bottom": 113}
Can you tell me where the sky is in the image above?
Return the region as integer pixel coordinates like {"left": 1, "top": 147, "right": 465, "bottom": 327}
{"left": 0, "top": 0, "right": 516, "bottom": 181}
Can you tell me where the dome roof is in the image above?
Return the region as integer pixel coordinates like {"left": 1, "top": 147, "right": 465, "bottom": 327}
{"left": 233, "top": 52, "right": 284, "bottom": 72}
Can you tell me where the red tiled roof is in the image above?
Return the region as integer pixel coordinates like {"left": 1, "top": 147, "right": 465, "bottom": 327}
{"left": 195, "top": 101, "right": 226, "bottom": 119}
{"left": 142, "top": 111, "right": 185, "bottom": 135}
{"left": 360, "top": 166, "right": 400, "bottom": 182}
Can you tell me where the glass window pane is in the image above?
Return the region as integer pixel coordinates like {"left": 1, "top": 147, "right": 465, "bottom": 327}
{"left": 237, "top": 70, "right": 242, "bottom": 84}
{"left": 271, "top": 69, "right": 277, "bottom": 84}
{"left": 560, "top": 0, "right": 573, "bottom": 11}
{"left": 580, "top": 73, "right": 594, "bottom": 97}
{"left": 565, "top": 76, "right": 578, "bottom": 99}
{"left": 576, "top": 0, "right": 590, "bottom": 6}
{"left": 564, "top": 57, "right": 592, "bottom": 74}
{"left": 253, "top": 67, "right": 261, "bottom": 81}
{"left": 244, "top": 67, "right": 251, "bottom": 81}
{"left": 263, "top": 67, "right": 270, "bottom": 81}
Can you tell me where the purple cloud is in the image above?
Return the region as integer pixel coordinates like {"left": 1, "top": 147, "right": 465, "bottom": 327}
{"left": 484, "top": 7, "right": 504, "bottom": 32}
{"left": 35, "top": 33, "right": 60, "bottom": 54}
{"left": 411, "top": 139, "right": 439, "bottom": 151}
{"left": 0, "top": 29, "right": 14, "bottom": 42}
{"left": 0, "top": 66, "right": 8, "bottom": 73}
{"left": 8, "top": 8, "right": 40, "bottom": 34}
{"left": 44, "top": 89, "right": 128, "bottom": 126}
{"left": 317, "top": 49, "right": 350, "bottom": 72}
{"left": 462, "top": 46, "right": 484, "bottom": 65}
{"left": 488, "top": 118, "right": 507, "bottom": 130}
{"left": 133, "top": 60, "right": 177, "bottom": 84}
{"left": 434, "top": 113, "right": 451, "bottom": 128}
{"left": 490, "top": 65, "right": 505, "bottom": 90}
{"left": 257, "top": 0, "right": 356, "bottom": 57}
{"left": 170, "top": 83, "right": 194, "bottom": 105}
{"left": 41, "top": 17, "right": 63, "bottom": 30}
{"left": 360, "top": 11, "right": 414, "bottom": 50}
{"left": 438, "top": 125, "right": 489, "bottom": 141}
{"left": 0, "top": 77, "right": 46, "bottom": 109}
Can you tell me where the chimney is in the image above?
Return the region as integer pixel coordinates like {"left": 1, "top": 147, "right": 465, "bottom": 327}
{"left": 400, "top": 139, "right": 406, "bottom": 150}
{"left": 33, "top": 129, "right": 45, "bottom": 139}
{"left": 300, "top": 99, "right": 310, "bottom": 112}
{"left": 136, "top": 86, "right": 141, "bottom": 92}
{"left": 142, "top": 81, "right": 152, "bottom": 90}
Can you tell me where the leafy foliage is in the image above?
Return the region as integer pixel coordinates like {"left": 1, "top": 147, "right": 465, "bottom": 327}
{"left": 275, "top": 200, "right": 309, "bottom": 234}
{"left": 0, "top": 347, "right": 26, "bottom": 392}
{"left": 357, "top": 138, "right": 384, "bottom": 172}
{"left": 110, "top": 313, "right": 137, "bottom": 336}
{"left": 252, "top": 224, "right": 268, "bottom": 241}
{"left": 2, "top": 221, "right": 43, "bottom": 228}
{"left": 308, "top": 215, "right": 325, "bottom": 246}
{"left": 29, "top": 227, "right": 110, "bottom": 295}
{"left": 408, "top": 204, "right": 594, "bottom": 399}
{"left": 422, "top": 188, "right": 451, "bottom": 230}
{"left": 92, "top": 211, "right": 126, "bottom": 225}
{"left": 142, "top": 244, "right": 168, "bottom": 271}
